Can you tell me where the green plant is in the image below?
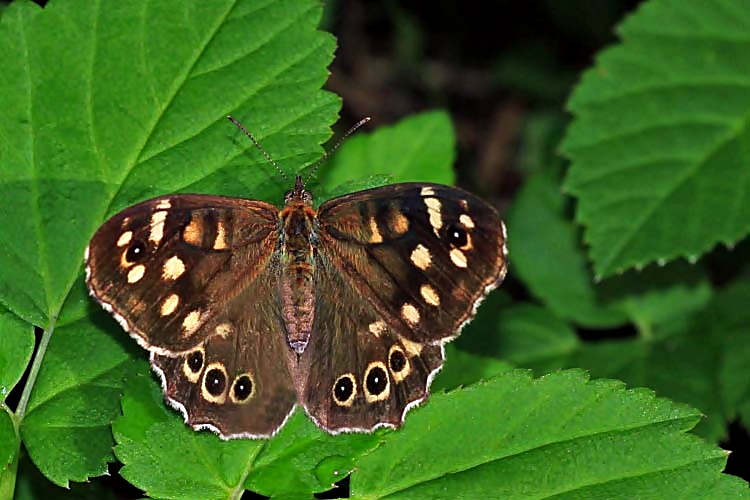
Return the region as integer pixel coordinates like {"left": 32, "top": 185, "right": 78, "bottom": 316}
{"left": 0, "top": 0, "right": 748, "bottom": 498}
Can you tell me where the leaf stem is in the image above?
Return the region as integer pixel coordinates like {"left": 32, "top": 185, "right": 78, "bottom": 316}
{"left": 15, "top": 320, "right": 55, "bottom": 420}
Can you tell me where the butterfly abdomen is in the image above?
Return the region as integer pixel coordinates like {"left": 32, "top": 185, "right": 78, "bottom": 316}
{"left": 279, "top": 201, "right": 318, "bottom": 354}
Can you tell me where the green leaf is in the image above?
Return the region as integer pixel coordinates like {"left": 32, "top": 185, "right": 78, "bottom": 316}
{"left": 320, "top": 110, "right": 456, "bottom": 190}
{"left": 507, "top": 172, "right": 713, "bottom": 331}
{"left": 507, "top": 172, "right": 628, "bottom": 327}
{"left": 0, "top": 0, "right": 339, "bottom": 489}
{"left": 352, "top": 370, "right": 748, "bottom": 498}
{"left": 115, "top": 370, "right": 380, "bottom": 499}
{"left": 562, "top": 0, "right": 750, "bottom": 278}
{"left": 20, "top": 282, "right": 135, "bottom": 487}
{"left": 0, "top": 308, "right": 34, "bottom": 494}
{"left": 568, "top": 280, "right": 750, "bottom": 441}
{"left": 0, "top": 309, "right": 33, "bottom": 403}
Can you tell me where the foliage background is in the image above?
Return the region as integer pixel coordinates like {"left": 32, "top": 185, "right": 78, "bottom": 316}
{"left": 0, "top": 0, "right": 748, "bottom": 498}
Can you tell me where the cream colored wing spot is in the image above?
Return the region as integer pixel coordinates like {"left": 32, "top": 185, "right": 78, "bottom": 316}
{"left": 410, "top": 244, "right": 432, "bottom": 270}
{"left": 149, "top": 211, "right": 168, "bottom": 244}
{"left": 424, "top": 197, "right": 443, "bottom": 235}
{"left": 214, "top": 322, "right": 233, "bottom": 337}
{"left": 213, "top": 221, "right": 229, "bottom": 250}
{"left": 363, "top": 361, "right": 390, "bottom": 403}
{"left": 450, "top": 248, "right": 468, "bottom": 268}
{"left": 460, "top": 233, "right": 474, "bottom": 251}
{"left": 183, "top": 218, "right": 203, "bottom": 246}
{"left": 388, "top": 210, "right": 409, "bottom": 236}
{"left": 420, "top": 187, "right": 436, "bottom": 197}
{"left": 162, "top": 255, "right": 186, "bottom": 280}
{"left": 368, "top": 320, "right": 387, "bottom": 337}
{"left": 332, "top": 373, "right": 357, "bottom": 407}
{"left": 369, "top": 217, "right": 383, "bottom": 243}
{"left": 127, "top": 264, "right": 146, "bottom": 284}
{"left": 420, "top": 284, "right": 441, "bottom": 307}
{"left": 181, "top": 310, "right": 203, "bottom": 337}
{"left": 155, "top": 199, "right": 172, "bottom": 210}
{"left": 182, "top": 347, "right": 206, "bottom": 383}
{"left": 160, "top": 293, "right": 180, "bottom": 316}
{"left": 399, "top": 336, "right": 424, "bottom": 357}
{"left": 229, "top": 373, "right": 255, "bottom": 404}
{"left": 401, "top": 303, "right": 420, "bottom": 326}
{"left": 116, "top": 231, "right": 133, "bottom": 247}
{"left": 388, "top": 345, "right": 411, "bottom": 383}
{"left": 459, "top": 213, "right": 475, "bottom": 229}
{"left": 201, "top": 362, "right": 229, "bottom": 404}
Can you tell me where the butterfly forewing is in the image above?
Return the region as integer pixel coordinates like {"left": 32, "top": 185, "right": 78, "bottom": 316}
{"left": 316, "top": 183, "right": 507, "bottom": 344}
{"left": 85, "top": 195, "right": 278, "bottom": 353}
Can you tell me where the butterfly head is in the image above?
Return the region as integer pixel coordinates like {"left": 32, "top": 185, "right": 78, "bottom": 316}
{"left": 284, "top": 176, "right": 313, "bottom": 207}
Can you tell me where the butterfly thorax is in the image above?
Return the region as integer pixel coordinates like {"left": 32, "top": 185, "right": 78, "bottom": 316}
{"left": 278, "top": 177, "right": 317, "bottom": 354}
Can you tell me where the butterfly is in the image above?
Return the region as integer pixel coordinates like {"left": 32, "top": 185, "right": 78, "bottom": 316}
{"left": 85, "top": 118, "right": 508, "bottom": 438}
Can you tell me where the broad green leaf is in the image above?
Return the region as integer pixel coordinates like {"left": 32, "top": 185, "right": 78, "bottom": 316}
{"left": 115, "top": 371, "right": 380, "bottom": 499}
{"left": 12, "top": 453, "right": 117, "bottom": 500}
{"left": 0, "top": 308, "right": 33, "bottom": 491}
{"left": 352, "top": 370, "right": 748, "bottom": 498}
{"left": 568, "top": 280, "right": 750, "bottom": 441}
{"left": 562, "top": 0, "right": 750, "bottom": 277}
{"left": 508, "top": 172, "right": 712, "bottom": 331}
{"left": 507, "top": 172, "right": 628, "bottom": 327}
{"left": 321, "top": 110, "right": 456, "bottom": 190}
{"left": 0, "top": 309, "right": 33, "bottom": 402}
{"left": 0, "top": 0, "right": 339, "bottom": 489}
{"left": 20, "top": 282, "right": 135, "bottom": 486}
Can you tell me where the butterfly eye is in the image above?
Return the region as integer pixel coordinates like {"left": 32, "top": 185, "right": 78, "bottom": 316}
{"left": 389, "top": 349, "right": 406, "bottom": 373}
{"left": 332, "top": 374, "right": 357, "bottom": 406}
{"left": 363, "top": 363, "right": 390, "bottom": 403}
{"left": 125, "top": 240, "right": 148, "bottom": 263}
{"left": 230, "top": 374, "right": 255, "bottom": 403}
{"left": 446, "top": 224, "right": 468, "bottom": 248}
{"left": 187, "top": 350, "right": 204, "bottom": 373}
{"left": 388, "top": 345, "right": 411, "bottom": 383}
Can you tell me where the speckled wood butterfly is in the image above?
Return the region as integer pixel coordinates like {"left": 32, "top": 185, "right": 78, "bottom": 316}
{"left": 85, "top": 117, "right": 508, "bottom": 438}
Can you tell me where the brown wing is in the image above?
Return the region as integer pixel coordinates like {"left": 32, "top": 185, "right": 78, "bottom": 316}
{"left": 316, "top": 183, "right": 506, "bottom": 345}
{"left": 150, "top": 279, "right": 298, "bottom": 439}
{"left": 300, "top": 183, "right": 507, "bottom": 432}
{"left": 299, "top": 257, "right": 444, "bottom": 432}
{"left": 85, "top": 194, "right": 279, "bottom": 353}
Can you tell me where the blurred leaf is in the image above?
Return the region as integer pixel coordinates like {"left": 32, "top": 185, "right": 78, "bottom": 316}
{"left": 562, "top": 0, "right": 750, "bottom": 277}
{"left": 320, "top": 110, "right": 456, "bottom": 190}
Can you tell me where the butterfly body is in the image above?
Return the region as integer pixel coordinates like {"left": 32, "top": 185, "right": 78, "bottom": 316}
{"left": 86, "top": 175, "right": 507, "bottom": 438}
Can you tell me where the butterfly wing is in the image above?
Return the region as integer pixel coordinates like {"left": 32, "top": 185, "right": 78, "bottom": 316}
{"left": 150, "top": 281, "right": 298, "bottom": 438}
{"left": 86, "top": 195, "right": 279, "bottom": 353}
{"left": 300, "top": 183, "right": 507, "bottom": 432}
{"left": 86, "top": 195, "right": 298, "bottom": 437}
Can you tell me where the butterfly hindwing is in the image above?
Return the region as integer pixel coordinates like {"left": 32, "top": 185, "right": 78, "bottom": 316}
{"left": 150, "top": 283, "right": 298, "bottom": 438}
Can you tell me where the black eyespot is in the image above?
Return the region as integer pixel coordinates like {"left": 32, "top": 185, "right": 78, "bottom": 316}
{"left": 446, "top": 224, "right": 468, "bottom": 248}
{"left": 389, "top": 349, "right": 407, "bottom": 373}
{"left": 186, "top": 351, "right": 203, "bottom": 373}
{"left": 333, "top": 375, "right": 354, "bottom": 403}
{"left": 365, "top": 366, "right": 388, "bottom": 396}
{"left": 232, "top": 374, "right": 253, "bottom": 402}
{"left": 125, "top": 239, "right": 147, "bottom": 263}
{"left": 205, "top": 368, "right": 226, "bottom": 397}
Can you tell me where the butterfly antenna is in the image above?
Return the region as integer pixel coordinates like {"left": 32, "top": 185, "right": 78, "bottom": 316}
{"left": 227, "top": 115, "right": 289, "bottom": 183}
{"left": 303, "top": 116, "right": 371, "bottom": 186}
